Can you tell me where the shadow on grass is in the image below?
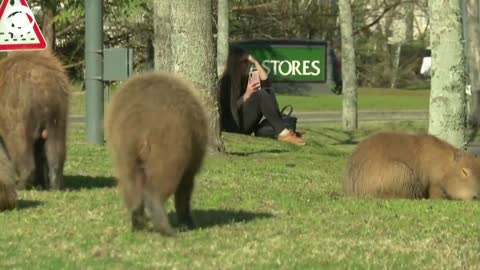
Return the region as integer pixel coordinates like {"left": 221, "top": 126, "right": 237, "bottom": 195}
{"left": 16, "top": 199, "right": 43, "bottom": 210}
{"left": 64, "top": 175, "right": 116, "bottom": 190}
{"left": 227, "top": 149, "right": 288, "bottom": 156}
{"left": 169, "top": 208, "right": 274, "bottom": 230}
{"left": 304, "top": 127, "right": 359, "bottom": 145}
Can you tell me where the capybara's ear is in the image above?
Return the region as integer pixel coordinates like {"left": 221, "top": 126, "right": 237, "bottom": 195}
{"left": 462, "top": 168, "right": 471, "bottom": 177}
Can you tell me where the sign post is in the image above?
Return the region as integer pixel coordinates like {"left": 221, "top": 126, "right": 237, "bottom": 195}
{"left": 0, "top": 0, "right": 46, "bottom": 51}
{"left": 84, "top": 0, "right": 104, "bottom": 145}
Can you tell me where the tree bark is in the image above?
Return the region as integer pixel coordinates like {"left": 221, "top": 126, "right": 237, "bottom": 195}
{"left": 217, "top": 0, "right": 229, "bottom": 77}
{"left": 41, "top": 2, "right": 56, "bottom": 51}
{"left": 338, "top": 0, "right": 358, "bottom": 130}
{"left": 428, "top": 0, "right": 467, "bottom": 148}
{"left": 171, "top": 1, "right": 225, "bottom": 153}
{"left": 465, "top": 0, "right": 480, "bottom": 127}
{"left": 153, "top": 0, "right": 173, "bottom": 72}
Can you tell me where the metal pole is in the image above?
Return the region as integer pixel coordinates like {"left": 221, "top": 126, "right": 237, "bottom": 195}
{"left": 84, "top": 0, "right": 104, "bottom": 144}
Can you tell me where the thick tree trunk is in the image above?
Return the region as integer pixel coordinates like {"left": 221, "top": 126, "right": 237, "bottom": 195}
{"left": 171, "top": 1, "right": 225, "bottom": 153}
{"left": 41, "top": 3, "right": 56, "bottom": 51}
{"left": 153, "top": 0, "right": 173, "bottom": 72}
{"left": 217, "top": 0, "right": 229, "bottom": 77}
{"left": 338, "top": 0, "right": 358, "bottom": 130}
{"left": 465, "top": 0, "right": 480, "bottom": 127}
{"left": 428, "top": 0, "right": 466, "bottom": 148}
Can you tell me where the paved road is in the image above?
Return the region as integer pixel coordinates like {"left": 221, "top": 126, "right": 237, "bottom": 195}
{"left": 294, "top": 110, "right": 429, "bottom": 123}
{"left": 68, "top": 110, "right": 430, "bottom": 125}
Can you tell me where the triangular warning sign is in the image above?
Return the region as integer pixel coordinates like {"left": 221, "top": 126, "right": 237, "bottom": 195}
{"left": 0, "top": 0, "right": 47, "bottom": 51}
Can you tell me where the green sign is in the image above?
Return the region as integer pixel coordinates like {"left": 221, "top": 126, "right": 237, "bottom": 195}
{"left": 233, "top": 40, "right": 327, "bottom": 83}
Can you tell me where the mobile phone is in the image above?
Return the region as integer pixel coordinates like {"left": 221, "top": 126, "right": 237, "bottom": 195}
{"left": 249, "top": 70, "right": 260, "bottom": 86}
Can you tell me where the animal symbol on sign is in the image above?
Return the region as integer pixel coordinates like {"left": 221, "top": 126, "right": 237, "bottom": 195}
{"left": 5, "top": 4, "right": 35, "bottom": 39}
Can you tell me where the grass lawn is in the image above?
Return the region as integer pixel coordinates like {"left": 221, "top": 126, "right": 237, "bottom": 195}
{"left": 276, "top": 88, "right": 430, "bottom": 112}
{"left": 69, "top": 87, "right": 430, "bottom": 115}
{"left": 1, "top": 120, "right": 479, "bottom": 269}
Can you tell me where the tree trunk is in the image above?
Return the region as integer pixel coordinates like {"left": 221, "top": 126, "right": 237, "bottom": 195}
{"left": 153, "top": 0, "right": 173, "bottom": 72}
{"left": 217, "top": 0, "right": 229, "bottom": 77}
{"left": 41, "top": 3, "right": 56, "bottom": 51}
{"left": 428, "top": 0, "right": 466, "bottom": 148}
{"left": 338, "top": 0, "right": 358, "bottom": 130}
{"left": 390, "top": 43, "right": 401, "bottom": 89}
{"left": 171, "top": 1, "right": 225, "bottom": 153}
{"left": 404, "top": 0, "right": 414, "bottom": 42}
{"left": 465, "top": 0, "right": 480, "bottom": 127}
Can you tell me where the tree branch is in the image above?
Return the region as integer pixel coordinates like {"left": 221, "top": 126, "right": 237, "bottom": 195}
{"left": 353, "top": 0, "right": 402, "bottom": 36}
{"left": 64, "top": 60, "right": 85, "bottom": 69}
{"left": 57, "top": 17, "right": 85, "bottom": 37}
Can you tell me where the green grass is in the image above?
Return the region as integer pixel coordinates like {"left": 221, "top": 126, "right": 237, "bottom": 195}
{"left": 277, "top": 88, "right": 430, "bottom": 112}
{"left": 1, "top": 120, "right": 479, "bottom": 269}
{"left": 69, "top": 87, "right": 430, "bottom": 115}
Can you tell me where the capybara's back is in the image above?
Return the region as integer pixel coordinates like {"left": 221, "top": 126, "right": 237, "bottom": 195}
{"left": 0, "top": 50, "right": 70, "bottom": 190}
{"left": 0, "top": 140, "right": 17, "bottom": 211}
{"left": 105, "top": 71, "right": 208, "bottom": 236}
{"left": 342, "top": 132, "right": 480, "bottom": 200}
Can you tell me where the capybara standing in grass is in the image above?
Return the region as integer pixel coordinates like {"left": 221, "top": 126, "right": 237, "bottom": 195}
{"left": 0, "top": 51, "right": 70, "bottom": 190}
{"left": 105, "top": 72, "right": 208, "bottom": 236}
{"left": 342, "top": 132, "right": 480, "bottom": 200}
{"left": 0, "top": 139, "right": 17, "bottom": 211}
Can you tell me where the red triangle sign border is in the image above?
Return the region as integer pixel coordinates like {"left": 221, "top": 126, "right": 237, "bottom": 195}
{"left": 0, "top": 0, "right": 47, "bottom": 51}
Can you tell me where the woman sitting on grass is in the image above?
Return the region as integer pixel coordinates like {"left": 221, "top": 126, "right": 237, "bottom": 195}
{"left": 217, "top": 46, "right": 305, "bottom": 146}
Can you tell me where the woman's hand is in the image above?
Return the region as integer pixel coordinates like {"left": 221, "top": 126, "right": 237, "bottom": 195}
{"left": 243, "top": 79, "right": 260, "bottom": 101}
{"left": 247, "top": 55, "right": 258, "bottom": 65}
{"left": 247, "top": 55, "right": 268, "bottom": 81}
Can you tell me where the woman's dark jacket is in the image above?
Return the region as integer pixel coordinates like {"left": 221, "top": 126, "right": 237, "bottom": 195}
{"left": 218, "top": 74, "right": 271, "bottom": 133}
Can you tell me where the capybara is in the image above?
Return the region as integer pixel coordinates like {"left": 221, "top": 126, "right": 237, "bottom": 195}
{"left": 105, "top": 72, "right": 208, "bottom": 236}
{"left": 0, "top": 50, "right": 70, "bottom": 190}
{"left": 0, "top": 138, "right": 17, "bottom": 211}
{"left": 342, "top": 132, "right": 480, "bottom": 200}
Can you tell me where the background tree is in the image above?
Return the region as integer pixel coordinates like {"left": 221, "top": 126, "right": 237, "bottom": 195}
{"left": 171, "top": 1, "right": 225, "bottom": 153}
{"left": 338, "top": 0, "right": 358, "bottom": 130}
{"left": 153, "top": 0, "right": 172, "bottom": 72}
{"left": 216, "top": 0, "right": 229, "bottom": 76}
{"left": 464, "top": 0, "right": 480, "bottom": 128}
{"left": 428, "top": 0, "right": 466, "bottom": 147}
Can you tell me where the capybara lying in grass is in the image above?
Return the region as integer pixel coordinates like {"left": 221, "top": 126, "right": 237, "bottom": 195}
{"left": 0, "top": 139, "right": 17, "bottom": 211}
{"left": 342, "top": 132, "right": 480, "bottom": 200}
{"left": 0, "top": 51, "right": 70, "bottom": 190}
{"left": 105, "top": 72, "right": 208, "bottom": 236}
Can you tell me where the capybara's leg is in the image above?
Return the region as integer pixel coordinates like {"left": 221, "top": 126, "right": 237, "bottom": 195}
{"left": 131, "top": 198, "right": 146, "bottom": 231}
{"left": 6, "top": 129, "right": 35, "bottom": 190}
{"left": 144, "top": 190, "right": 175, "bottom": 236}
{"left": 115, "top": 161, "right": 146, "bottom": 231}
{"left": 175, "top": 170, "right": 195, "bottom": 231}
{"left": 33, "top": 138, "right": 48, "bottom": 189}
{"left": 44, "top": 127, "right": 66, "bottom": 190}
{"left": 429, "top": 185, "right": 446, "bottom": 199}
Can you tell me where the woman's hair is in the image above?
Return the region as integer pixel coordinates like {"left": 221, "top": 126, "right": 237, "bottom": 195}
{"left": 218, "top": 46, "right": 248, "bottom": 128}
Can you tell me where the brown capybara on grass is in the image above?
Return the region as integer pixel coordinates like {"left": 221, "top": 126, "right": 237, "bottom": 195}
{"left": 0, "top": 139, "right": 17, "bottom": 211}
{"left": 0, "top": 50, "right": 70, "bottom": 190}
{"left": 105, "top": 72, "right": 208, "bottom": 236}
{"left": 342, "top": 132, "right": 480, "bottom": 200}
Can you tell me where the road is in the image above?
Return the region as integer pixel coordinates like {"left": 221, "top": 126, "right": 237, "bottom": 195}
{"left": 68, "top": 110, "right": 430, "bottom": 125}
